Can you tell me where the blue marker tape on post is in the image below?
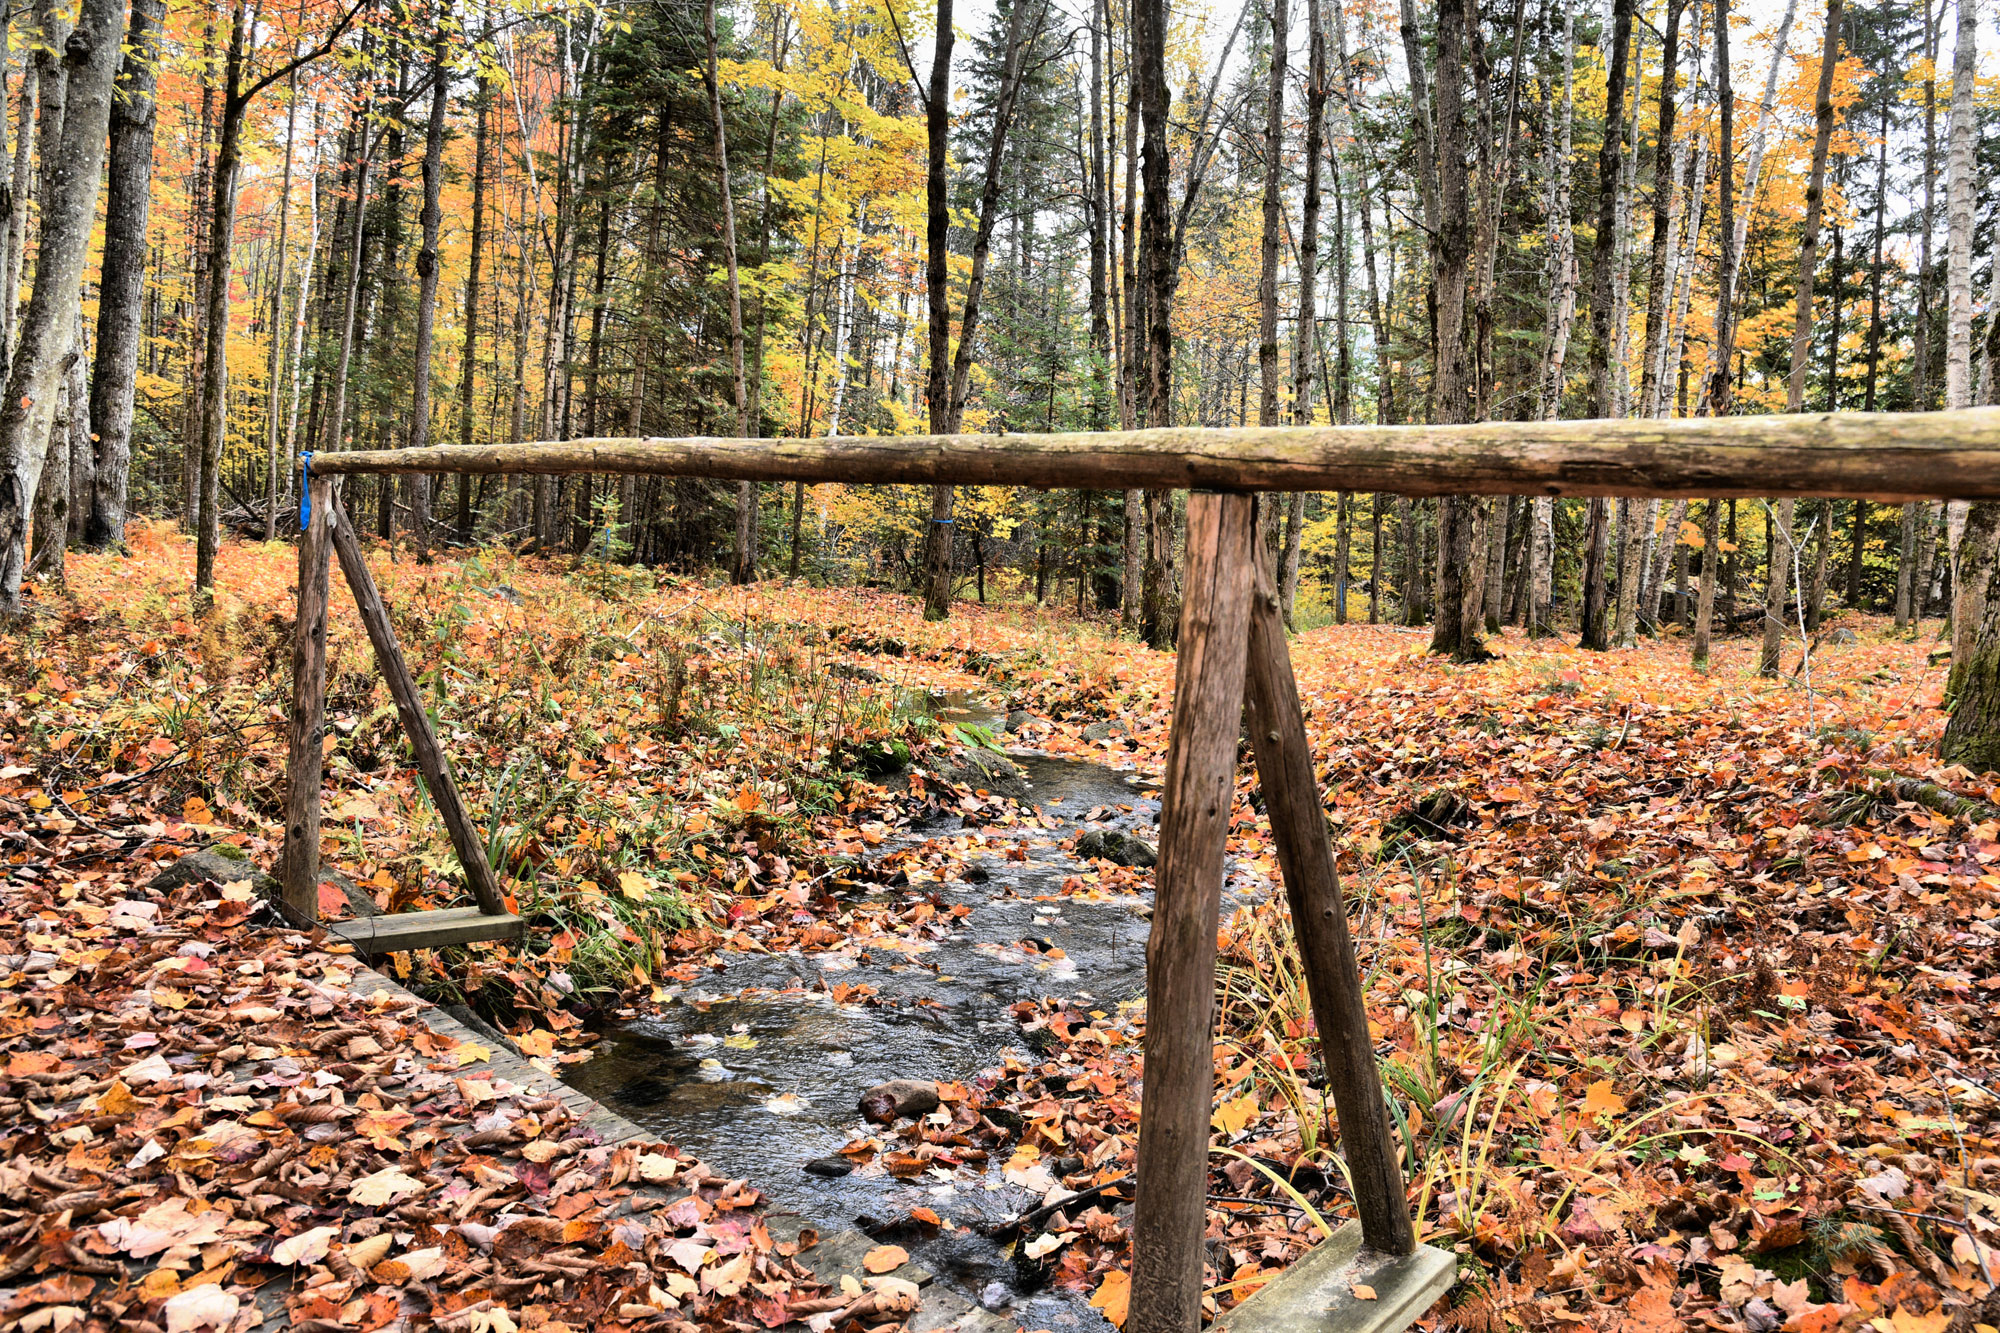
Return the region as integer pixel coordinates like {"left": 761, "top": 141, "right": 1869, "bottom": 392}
{"left": 299, "top": 453, "right": 313, "bottom": 528}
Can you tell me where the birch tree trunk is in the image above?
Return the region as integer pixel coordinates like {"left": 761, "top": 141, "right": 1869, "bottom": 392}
{"left": 83, "top": 0, "right": 164, "bottom": 551}
{"left": 1691, "top": 0, "right": 1734, "bottom": 665}
{"left": 0, "top": 0, "right": 121, "bottom": 614}
{"left": 1763, "top": 0, "right": 1841, "bottom": 677}
{"left": 1945, "top": 0, "right": 1977, "bottom": 412}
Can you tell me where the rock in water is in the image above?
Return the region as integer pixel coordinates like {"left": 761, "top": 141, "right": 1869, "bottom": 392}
{"left": 932, "top": 749, "right": 1031, "bottom": 801}
{"left": 1073, "top": 830, "right": 1157, "bottom": 868}
{"left": 980, "top": 1282, "right": 1015, "bottom": 1311}
{"left": 804, "top": 1157, "right": 855, "bottom": 1177}
{"left": 859, "top": 1078, "right": 941, "bottom": 1124}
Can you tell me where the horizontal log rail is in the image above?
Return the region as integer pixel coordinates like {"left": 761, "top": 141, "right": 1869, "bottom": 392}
{"left": 304, "top": 408, "right": 2000, "bottom": 499}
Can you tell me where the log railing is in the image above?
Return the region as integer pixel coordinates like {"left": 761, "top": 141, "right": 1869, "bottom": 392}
{"left": 304, "top": 407, "right": 2000, "bottom": 498}
{"left": 287, "top": 411, "right": 2000, "bottom": 1333}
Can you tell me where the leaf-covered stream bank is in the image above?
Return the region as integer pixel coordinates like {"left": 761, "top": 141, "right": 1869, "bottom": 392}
{"left": 568, "top": 693, "right": 1178, "bottom": 1329}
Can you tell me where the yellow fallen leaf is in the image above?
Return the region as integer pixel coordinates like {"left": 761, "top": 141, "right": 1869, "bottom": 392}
{"left": 1212, "top": 1093, "right": 1258, "bottom": 1136}
{"left": 1351, "top": 1283, "right": 1378, "bottom": 1300}
{"left": 619, "top": 871, "right": 654, "bottom": 900}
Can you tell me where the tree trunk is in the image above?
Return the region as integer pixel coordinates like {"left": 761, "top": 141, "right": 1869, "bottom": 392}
{"left": 407, "top": 25, "right": 449, "bottom": 559}
{"left": 1693, "top": 499, "right": 1720, "bottom": 668}
{"left": 1579, "top": 0, "right": 1633, "bottom": 652}
{"left": 1636, "top": 0, "right": 1683, "bottom": 421}
{"left": 1762, "top": 0, "right": 1840, "bottom": 675}
{"left": 0, "top": 0, "right": 121, "bottom": 614}
{"left": 458, "top": 72, "right": 488, "bottom": 539}
{"left": 193, "top": 0, "right": 251, "bottom": 603}
{"left": 1945, "top": 0, "right": 1977, "bottom": 411}
{"left": 263, "top": 72, "right": 298, "bottom": 543}
{"left": 705, "top": 0, "right": 754, "bottom": 582}
{"left": 82, "top": 0, "right": 163, "bottom": 551}
{"left": 1257, "top": 0, "right": 1286, "bottom": 430}
{"left": 1425, "top": 0, "right": 1485, "bottom": 662}
{"left": 920, "top": 0, "right": 956, "bottom": 620}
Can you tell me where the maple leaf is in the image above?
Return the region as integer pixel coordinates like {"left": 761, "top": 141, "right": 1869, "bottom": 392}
{"left": 1091, "top": 1270, "right": 1131, "bottom": 1327}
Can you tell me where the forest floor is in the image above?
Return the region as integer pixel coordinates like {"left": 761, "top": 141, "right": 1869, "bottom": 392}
{"left": 3, "top": 522, "right": 1999, "bottom": 1333}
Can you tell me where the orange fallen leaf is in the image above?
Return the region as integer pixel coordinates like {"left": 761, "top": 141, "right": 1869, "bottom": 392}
{"left": 863, "top": 1245, "right": 909, "bottom": 1274}
{"left": 1091, "top": 1270, "right": 1130, "bottom": 1327}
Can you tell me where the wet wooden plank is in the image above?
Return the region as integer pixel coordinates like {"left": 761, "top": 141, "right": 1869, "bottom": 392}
{"left": 327, "top": 907, "right": 524, "bottom": 955}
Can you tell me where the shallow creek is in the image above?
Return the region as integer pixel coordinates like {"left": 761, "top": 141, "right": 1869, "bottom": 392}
{"left": 563, "top": 693, "right": 1215, "bottom": 1326}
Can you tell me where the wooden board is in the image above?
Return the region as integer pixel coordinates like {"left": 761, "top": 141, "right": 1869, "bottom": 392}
{"left": 300, "top": 406, "right": 2000, "bottom": 500}
{"left": 327, "top": 906, "right": 525, "bottom": 954}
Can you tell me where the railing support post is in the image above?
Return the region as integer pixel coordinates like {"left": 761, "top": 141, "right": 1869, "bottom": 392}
{"left": 1243, "top": 527, "right": 1416, "bottom": 1256}
{"left": 280, "top": 470, "right": 334, "bottom": 923}
{"left": 1128, "top": 491, "right": 1257, "bottom": 1333}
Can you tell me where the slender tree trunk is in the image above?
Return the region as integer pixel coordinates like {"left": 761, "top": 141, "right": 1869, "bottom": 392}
{"left": 2, "top": 63, "right": 35, "bottom": 374}
{"left": 82, "top": 0, "right": 163, "bottom": 551}
{"left": 1135, "top": 0, "right": 1175, "bottom": 648}
{"left": 920, "top": 0, "right": 957, "bottom": 619}
{"left": 1691, "top": 0, "right": 1735, "bottom": 667}
{"left": 1637, "top": 0, "right": 1684, "bottom": 421}
{"left": 1693, "top": 499, "right": 1720, "bottom": 667}
{"left": 263, "top": 72, "right": 298, "bottom": 543}
{"left": 1579, "top": 0, "right": 1632, "bottom": 652}
{"left": 0, "top": 0, "right": 121, "bottom": 613}
{"left": 407, "top": 25, "right": 449, "bottom": 559}
{"left": 458, "top": 72, "right": 488, "bottom": 539}
{"left": 193, "top": 0, "right": 252, "bottom": 603}
{"left": 1257, "top": 0, "right": 1286, "bottom": 432}
{"left": 1762, "top": 0, "right": 1841, "bottom": 676}
{"left": 705, "top": 0, "right": 753, "bottom": 581}
{"left": 1945, "top": 0, "right": 1977, "bottom": 412}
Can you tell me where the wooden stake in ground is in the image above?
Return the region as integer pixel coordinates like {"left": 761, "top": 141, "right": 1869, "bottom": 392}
{"left": 281, "top": 470, "right": 335, "bottom": 920}
{"left": 1243, "top": 525, "right": 1415, "bottom": 1255}
{"left": 328, "top": 492, "right": 507, "bottom": 916}
{"left": 1128, "top": 491, "right": 1256, "bottom": 1333}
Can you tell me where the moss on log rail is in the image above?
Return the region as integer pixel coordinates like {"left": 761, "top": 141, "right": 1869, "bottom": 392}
{"left": 306, "top": 408, "right": 2000, "bottom": 498}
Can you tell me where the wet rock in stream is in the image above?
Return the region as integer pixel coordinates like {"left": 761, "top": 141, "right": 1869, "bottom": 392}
{"left": 859, "top": 1078, "right": 941, "bottom": 1123}
{"left": 1073, "top": 829, "right": 1157, "bottom": 867}
{"left": 804, "top": 1156, "right": 855, "bottom": 1177}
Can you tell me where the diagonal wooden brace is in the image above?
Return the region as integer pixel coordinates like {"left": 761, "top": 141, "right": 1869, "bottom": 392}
{"left": 1242, "top": 525, "right": 1415, "bottom": 1256}
{"left": 328, "top": 491, "right": 508, "bottom": 916}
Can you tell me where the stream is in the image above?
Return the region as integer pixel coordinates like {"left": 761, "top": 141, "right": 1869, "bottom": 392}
{"left": 563, "top": 693, "right": 1183, "bottom": 1327}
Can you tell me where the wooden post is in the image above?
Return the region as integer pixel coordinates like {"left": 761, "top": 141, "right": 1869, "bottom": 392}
{"left": 280, "top": 469, "right": 334, "bottom": 923}
{"left": 329, "top": 493, "right": 509, "bottom": 916}
{"left": 1243, "top": 528, "right": 1416, "bottom": 1256}
{"left": 1129, "top": 492, "right": 1257, "bottom": 1333}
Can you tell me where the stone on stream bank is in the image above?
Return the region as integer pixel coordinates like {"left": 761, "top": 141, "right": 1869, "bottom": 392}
{"left": 1073, "top": 829, "right": 1157, "bottom": 868}
{"left": 860, "top": 1078, "right": 942, "bottom": 1123}
{"left": 149, "top": 846, "right": 378, "bottom": 918}
{"left": 930, "top": 749, "right": 1032, "bottom": 801}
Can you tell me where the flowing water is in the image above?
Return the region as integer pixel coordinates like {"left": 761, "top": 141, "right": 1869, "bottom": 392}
{"left": 566, "top": 693, "right": 1192, "bottom": 1326}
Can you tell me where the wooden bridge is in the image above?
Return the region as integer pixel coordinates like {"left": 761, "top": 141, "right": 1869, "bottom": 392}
{"left": 284, "top": 407, "right": 2000, "bottom": 1333}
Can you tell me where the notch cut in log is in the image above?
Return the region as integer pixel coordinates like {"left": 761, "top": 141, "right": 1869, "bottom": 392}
{"left": 329, "top": 492, "right": 508, "bottom": 915}
{"left": 301, "top": 407, "right": 2000, "bottom": 500}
